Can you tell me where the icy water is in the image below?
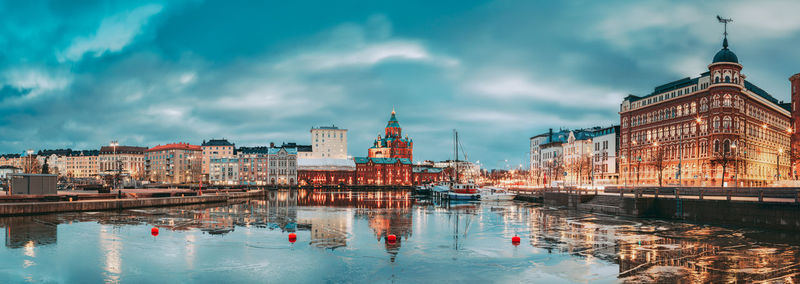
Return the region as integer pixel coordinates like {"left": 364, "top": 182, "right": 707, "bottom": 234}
{"left": 1, "top": 190, "right": 799, "bottom": 283}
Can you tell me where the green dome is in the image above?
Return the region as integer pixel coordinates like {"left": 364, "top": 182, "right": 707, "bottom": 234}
{"left": 712, "top": 37, "right": 738, "bottom": 64}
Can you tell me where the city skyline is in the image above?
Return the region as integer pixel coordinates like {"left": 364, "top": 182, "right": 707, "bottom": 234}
{"left": 3, "top": 1, "right": 800, "bottom": 169}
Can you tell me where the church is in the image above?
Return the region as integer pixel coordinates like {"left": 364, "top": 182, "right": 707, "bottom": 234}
{"left": 368, "top": 109, "right": 414, "bottom": 161}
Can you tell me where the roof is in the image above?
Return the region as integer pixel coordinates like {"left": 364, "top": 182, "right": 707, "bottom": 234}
{"left": 0, "top": 165, "right": 21, "bottom": 170}
{"left": 146, "top": 143, "right": 201, "bottom": 152}
{"left": 99, "top": 146, "right": 147, "bottom": 155}
{"left": 0, "top": 154, "right": 20, "bottom": 159}
{"left": 268, "top": 147, "right": 298, "bottom": 155}
{"left": 413, "top": 167, "right": 443, "bottom": 173}
{"left": 353, "top": 157, "right": 412, "bottom": 165}
{"left": 237, "top": 146, "right": 270, "bottom": 155}
{"left": 386, "top": 110, "right": 400, "bottom": 128}
{"left": 297, "top": 158, "right": 356, "bottom": 170}
{"left": 202, "top": 139, "right": 234, "bottom": 147}
{"left": 68, "top": 150, "right": 99, "bottom": 157}
{"left": 281, "top": 143, "right": 312, "bottom": 152}
{"left": 38, "top": 149, "right": 73, "bottom": 156}
{"left": 312, "top": 125, "right": 346, "bottom": 130}
{"left": 712, "top": 37, "right": 739, "bottom": 64}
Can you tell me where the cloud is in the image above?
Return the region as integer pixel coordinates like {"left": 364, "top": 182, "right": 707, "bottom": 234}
{"left": 59, "top": 4, "right": 163, "bottom": 62}
{"left": 1, "top": 67, "right": 72, "bottom": 102}
{"left": 464, "top": 70, "right": 625, "bottom": 110}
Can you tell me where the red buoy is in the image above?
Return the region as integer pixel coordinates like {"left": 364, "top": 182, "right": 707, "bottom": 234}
{"left": 387, "top": 234, "right": 397, "bottom": 243}
{"left": 511, "top": 235, "right": 520, "bottom": 245}
{"left": 288, "top": 233, "right": 297, "bottom": 243}
{"left": 151, "top": 227, "right": 159, "bottom": 237}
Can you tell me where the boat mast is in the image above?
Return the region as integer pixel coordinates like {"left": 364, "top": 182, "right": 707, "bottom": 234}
{"left": 454, "top": 129, "right": 459, "bottom": 183}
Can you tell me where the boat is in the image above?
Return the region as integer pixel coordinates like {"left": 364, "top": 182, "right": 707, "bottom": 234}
{"left": 478, "top": 187, "right": 516, "bottom": 201}
{"left": 447, "top": 183, "right": 481, "bottom": 200}
{"left": 414, "top": 184, "right": 433, "bottom": 195}
{"left": 445, "top": 130, "right": 480, "bottom": 200}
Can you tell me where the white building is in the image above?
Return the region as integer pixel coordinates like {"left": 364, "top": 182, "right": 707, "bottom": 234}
{"left": 563, "top": 129, "right": 598, "bottom": 185}
{"left": 268, "top": 147, "right": 298, "bottom": 185}
{"left": 530, "top": 129, "right": 569, "bottom": 186}
{"left": 209, "top": 158, "right": 239, "bottom": 185}
{"left": 591, "top": 126, "right": 620, "bottom": 185}
{"left": 310, "top": 126, "right": 347, "bottom": 159}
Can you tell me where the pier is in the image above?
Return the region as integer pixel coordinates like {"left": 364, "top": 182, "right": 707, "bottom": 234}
{"left": 511, "top": 187, "right": 800, "bottom": 231}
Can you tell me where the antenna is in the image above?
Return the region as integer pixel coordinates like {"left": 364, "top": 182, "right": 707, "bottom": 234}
{"left": 716, "top": 15, "right": 732, "bottom": 37}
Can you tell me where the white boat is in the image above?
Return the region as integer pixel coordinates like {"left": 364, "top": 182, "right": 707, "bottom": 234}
{"left": 479, "top": 187, "right": 516, "bottom": 201}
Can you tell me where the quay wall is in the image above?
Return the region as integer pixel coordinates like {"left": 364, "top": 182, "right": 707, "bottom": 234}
{"left": 0, "top": 195, "right": 228, "bottom": 216}
{"left": 528, "top": 189, "right": 800, "bottom": 231}
{"left": 651, "top": 198, "right": 800, "bottom": 231}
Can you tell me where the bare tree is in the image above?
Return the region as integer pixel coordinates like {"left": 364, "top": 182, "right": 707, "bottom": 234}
{"left": 711, "top": 141, "right": 736, "bottom": 187}
{"left": 650, "top": 146, "right": 667, "bottom": 187}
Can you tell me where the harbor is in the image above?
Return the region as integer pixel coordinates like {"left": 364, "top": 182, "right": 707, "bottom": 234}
{"left": 1, "top": 190, "right": 798, "bottom": 282}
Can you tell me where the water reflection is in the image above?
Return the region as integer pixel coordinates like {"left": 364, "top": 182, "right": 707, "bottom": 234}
{"left": 0, "top": 190, "right": 798, "bottom": 282}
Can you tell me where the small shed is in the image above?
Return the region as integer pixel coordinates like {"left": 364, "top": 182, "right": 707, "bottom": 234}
{"left": 10, "top": 174, "right": 58, "bottom": 195}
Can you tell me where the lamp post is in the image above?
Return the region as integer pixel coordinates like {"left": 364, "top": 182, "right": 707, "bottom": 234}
{"left": 26, "top": 149, "right": 33, "bottom": 173}
{"left": 777, "top": 148, "right": 783, "bottom": 183}
{"left": 110, "top": 140, "right": 118, "bottom": 191}
{"left": 695, "top": 117, "right": 702, "bottom": 186}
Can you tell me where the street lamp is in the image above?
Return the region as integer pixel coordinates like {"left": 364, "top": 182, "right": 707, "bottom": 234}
{"left": 110, "top": 140, "right": 118, "bottom": 191}
{"left": 777, "top": 148, "right": 783, "bottom": 183}
{"left": 26, "top": 149, "right": 33, "bottom": 173}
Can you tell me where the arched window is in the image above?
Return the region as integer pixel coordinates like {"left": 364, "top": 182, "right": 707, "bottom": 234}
{"left": 677, "top": 105, "right": 682, "bottom": 116}
{"left": 723, "top": 94, "right": 732, "bottom": 107}
{"left": 714, "top": 140, "right": 720, "bottom": 153}
{"left": 691, "top": 102, "right": 696, "bottom": 113}
{"left": 725, "top": 76, "right": 731, "bottom": 83}
{"left": 723, "top": 116, "right": 731, "bottom": 129}
{"left": 701, "top": 98, "right": 708, "bottom": 112}
{"left": 715, "top": 77, "right": 720, "bottom": 83}
{"left": 713, "top": 117, "right": 720, "bottom": 130}
{"left": 713, "top": 95, "right": 721, "bottom": 108}
{"left": 723, "top": 139, "right": 731, "bottom": 154}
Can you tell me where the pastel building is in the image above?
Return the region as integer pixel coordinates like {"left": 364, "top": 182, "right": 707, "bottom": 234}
{"left": 201, "top": 139, "right": 235, "bottom": 179}
{"left": 145, "top": 143, "right": 202, "bottom": 184}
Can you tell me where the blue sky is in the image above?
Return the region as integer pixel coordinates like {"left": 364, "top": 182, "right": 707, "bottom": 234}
{"left": 2, "top": 1, "right": 800, "bottom": 169}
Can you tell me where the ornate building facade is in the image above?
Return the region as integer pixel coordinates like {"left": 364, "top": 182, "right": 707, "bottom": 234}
{"left": 620, "top": 34, "right": 793, "bottom": 187}
{"left": 368, "top": 110, "right": 413, "bottom": 161}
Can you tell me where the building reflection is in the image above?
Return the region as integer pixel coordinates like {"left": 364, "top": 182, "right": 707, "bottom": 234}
{"left": 0, "top": 215, "right": 58, "bottom": 249}
{"left": 524, "top": 207, "right": 800, "bottom": 282}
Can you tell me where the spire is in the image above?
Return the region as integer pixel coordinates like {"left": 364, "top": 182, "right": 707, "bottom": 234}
{"left": 722, "top": 36, "right": 728, "bottom": 49}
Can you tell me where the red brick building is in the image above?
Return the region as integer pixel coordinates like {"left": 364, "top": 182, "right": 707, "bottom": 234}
{"left": 620, "top": 34, "right": 794, "bottom": 187}
{"left": 354, "top": 157, "right": 412, "bottom": 185}
{"left": 297, "top": 158, "right": 356, "bottom": 185}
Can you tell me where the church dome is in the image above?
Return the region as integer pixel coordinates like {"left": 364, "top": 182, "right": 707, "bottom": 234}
{"left": 712, "top": 37, "right": 738, "bottom": 64}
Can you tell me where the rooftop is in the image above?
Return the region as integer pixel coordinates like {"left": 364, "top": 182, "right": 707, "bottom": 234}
{"left": 146, "top": 143, "right": 201, "bottom": 152}
{"left": 202, "top": 139, "right": 234, "bottom": 147}
{"left": 297, "top": 158, "right": 356, "bottom": 170}
{"left": 99, "top": 146, "right": 147, "bottom": 155}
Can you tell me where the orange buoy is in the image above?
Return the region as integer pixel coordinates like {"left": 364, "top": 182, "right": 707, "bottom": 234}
{"left": 151, "top": 227, "right": 159, "bottom": 237}
{"left": 288, "top": 233, "right": 297, "bottom": 243}
{"left": 387, "top": 234, "right": 397, "bottom": 243}
{"left": 511, "top": 235, "right": 520, "bottom": 245}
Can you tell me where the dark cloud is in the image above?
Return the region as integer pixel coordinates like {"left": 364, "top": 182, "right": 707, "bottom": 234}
{"left": 1, "top": 0, "right": 799, "bottom": 169}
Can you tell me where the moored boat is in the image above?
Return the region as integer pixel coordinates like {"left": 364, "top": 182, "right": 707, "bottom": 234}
{"left": 478, "top": 187, "right": 516, "bottom": 201}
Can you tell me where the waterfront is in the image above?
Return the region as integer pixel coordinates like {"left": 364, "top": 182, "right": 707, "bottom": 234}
{"left": 1, "top": 190, "right": 799, "bottom": 283}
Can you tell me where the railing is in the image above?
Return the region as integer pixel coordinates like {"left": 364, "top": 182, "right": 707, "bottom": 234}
{"left": 507, "top": 186, "right": 800, "bottom": 204}
{"left": 605, "top": 186, "right": 800, "bottom": 203}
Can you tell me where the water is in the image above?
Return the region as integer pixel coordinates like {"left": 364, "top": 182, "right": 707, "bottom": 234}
{"left": 0, "top": 190, "right": 799, "bottom": 283}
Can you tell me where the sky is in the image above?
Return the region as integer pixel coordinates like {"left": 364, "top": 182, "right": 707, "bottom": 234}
{"left": 2, "top": 0, "right": 800, "bottom": 169}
